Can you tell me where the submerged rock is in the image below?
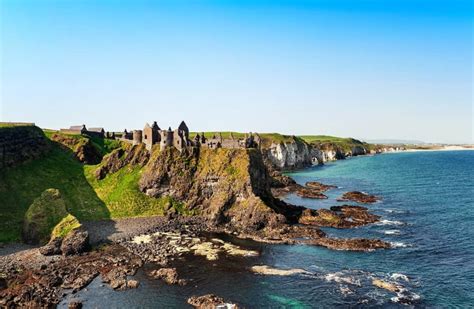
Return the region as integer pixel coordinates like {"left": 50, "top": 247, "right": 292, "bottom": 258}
{"left": 372, "top": 278, "right": 401, "bottom": 292}
{"left": 251, "top": 265, "right": 308, "bottom": 276}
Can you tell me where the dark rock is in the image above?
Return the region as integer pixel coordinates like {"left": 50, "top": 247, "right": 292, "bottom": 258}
{"left": 95, "top": 145, "right": 149, "bottom": 180}
{"left": 188, "top": 294, "right": 238, "bottom": 309}
{"left": 60, "top": 230, "right": 89, "bottom": 256}
{"left": 299, "top": 206, "right": 380, "bottom": 228}
{"left": 305, "top": 181, "right": 337, "bottom": 192}
{"left": 337, "top": 191, "right": 380, "bottom": 203}
{"left": 40, "top": 237, "right": 63, "bottom": 256}
{"left": 50, "top": 133, "right": 102, "bottom": 165}
{"left": 68, "top": 301, "right": 82, "bottom": 309}
{"left": 148, "top": 268, "right": 184, "bottom": 285}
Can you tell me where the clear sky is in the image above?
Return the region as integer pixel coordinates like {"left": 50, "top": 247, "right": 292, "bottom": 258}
{"left": 1, "top": 0, "right": 472, "bottom": 143}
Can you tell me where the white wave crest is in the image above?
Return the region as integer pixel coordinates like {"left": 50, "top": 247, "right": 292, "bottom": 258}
{"left": 391, "top": 273, "right": 409, "bottom": 282}
{"left": 390, "top": 242, "right": 410, "bottom": 248}
{"left": 383, "top": 230, "right": 401, "bottom": 235}
{"left": 376, "top": 219, "right": 404, "bottom": 226}
{"left": 324, "top": 272, "right": 361, "bottom": 286}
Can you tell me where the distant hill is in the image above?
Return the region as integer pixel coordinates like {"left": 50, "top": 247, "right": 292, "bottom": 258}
{"left": 363, "top": 139, "right": 426, "bottom": 145}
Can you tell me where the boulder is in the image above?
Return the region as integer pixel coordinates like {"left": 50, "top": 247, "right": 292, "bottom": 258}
{"left": 148, "top": 268, "right": 186, "bottom": 285}
{"left": 22, "top": 189, "right": 69, "bottom": 245}
{"left": 60, "top": 230, "right": 89, "bottom": 256}
{"left": 39, "top": 237, "right": 63, "bottom": 256}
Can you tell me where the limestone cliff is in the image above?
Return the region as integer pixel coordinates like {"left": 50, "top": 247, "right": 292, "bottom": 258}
{"left": 262, "top": 137, "right": 373, "bottom": 170}
{"left": 139, "top": 147, "right": 301, "bottom": 232}
{"left": 262, "top": 137, "right": 313, "bottom": 170}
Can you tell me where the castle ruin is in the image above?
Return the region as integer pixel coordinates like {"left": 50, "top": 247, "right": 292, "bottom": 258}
{"left": 119, "top": 121, "right": 260, "bottom": 152}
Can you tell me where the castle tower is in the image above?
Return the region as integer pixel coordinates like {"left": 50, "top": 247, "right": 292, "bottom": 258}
{"left": 132, "top": 130, "right": 143, "bottom": 146}
{"left": 178, "top": 121, "right": 189, "bottom": 139}
{"left": 160, "top": 127, "right": 174, "bottom": 150}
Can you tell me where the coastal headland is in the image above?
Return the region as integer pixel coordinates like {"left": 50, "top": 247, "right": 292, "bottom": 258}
{"left": 0, "top": 121, "right": 469, "bottom": 307}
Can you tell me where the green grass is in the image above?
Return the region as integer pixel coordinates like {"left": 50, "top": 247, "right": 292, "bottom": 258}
{"left": 51, "top": 214, "right": 81, "bottom": 239}
{"left": 299, "top": 135, "right": 363, "bottom": 144}
{"left": 23, "top": 188, "right": 70, "bottom": 244}
{"left": 0, "top": 145, "right": 109, "bottom": 242}
{"left": 0, "top": 130, "right": 188, "bottom": 242}
{"left": 0, "top": 122, "right": 35, "bottom": 128}
{"left": 299, "top": 135, "right": 373, "bottom": 152}
{"left": 88, "top": 136, "right": 121, "bottom": 156}
{"left": 84, "top": 165, "right": 185, "bottom": 217}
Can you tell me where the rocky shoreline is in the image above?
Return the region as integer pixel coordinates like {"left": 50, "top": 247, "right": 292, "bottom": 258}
{"left": 1, "top": 202, "right": 390, "bottom": 308}
{"left": 1, "top": 145, "right": 394, "bottom": 308}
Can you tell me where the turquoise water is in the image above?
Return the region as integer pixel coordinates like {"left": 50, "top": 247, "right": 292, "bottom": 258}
{"left": 61, "top": 151, "right": 474, "bottom": 308}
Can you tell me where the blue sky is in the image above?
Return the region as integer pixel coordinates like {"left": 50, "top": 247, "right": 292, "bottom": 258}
{"left": 1, "top": 0, "right": 472, "bottom": 143}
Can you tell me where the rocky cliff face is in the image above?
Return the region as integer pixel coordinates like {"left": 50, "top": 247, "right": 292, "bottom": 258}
{"left": 139, "top": 147, "right": 300, "bottom": 232}
{"left": 0, "top": 125, "right": 50, "bottom": 170}
{"left": 263, "top": 138, "right": 312, "bottom": 170}
{"left": 262, "top": 139, "right": 373, "bottom": 170}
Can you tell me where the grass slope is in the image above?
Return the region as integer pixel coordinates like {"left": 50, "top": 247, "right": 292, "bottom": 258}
{"left": 299, "top": 135, "right": 373, "bottom": 152}
{"left": 0, "top": 129, "right": 174, "bottom": 242}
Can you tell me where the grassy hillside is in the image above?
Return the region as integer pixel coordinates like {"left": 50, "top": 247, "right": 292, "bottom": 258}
{"left": 0, "top": 129, "right": 177, "bottom": 243}
{"left": 299, "top": 135, "right": 373, "bottom": 152}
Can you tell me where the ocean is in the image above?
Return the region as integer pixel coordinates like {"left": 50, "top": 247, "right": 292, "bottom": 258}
{"left": 60, "top": 150, "right": 474, "bottom": 308}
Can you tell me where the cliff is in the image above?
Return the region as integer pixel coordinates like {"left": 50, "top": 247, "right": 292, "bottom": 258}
{"left": 262, "top": 136, "right": 313, "bottom": 170}
{"left": 139, "top": 147, "right": 300, "bottom": 232}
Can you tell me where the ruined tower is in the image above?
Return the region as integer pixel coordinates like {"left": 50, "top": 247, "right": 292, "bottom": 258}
{"left": 132, "top": 130, "right": 143, "bottom": 146}
{"left": 143, "top": 121, "right": 161, "bottom": 150}
{"left": 160, "top": 127, "right": 173, "bottom": 150}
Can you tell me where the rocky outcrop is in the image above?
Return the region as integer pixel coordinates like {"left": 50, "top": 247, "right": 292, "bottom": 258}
{"left": 50, "top": 133, "right": 102, "bottom": 164}
{"left": 95, "top": 144, "right": 149, "bottom": 180}
{"left": 0, "top": 125, "right": 50, "bottom": 170}
{"left": 60, "top": 230, "right": 89, "bottom": 256}
{"left": 148, "top": 268, "right": 186, "bottom": 285}
{"left": 139, "top": 147, "right": 301, "bottom": 232}
{"left": 271, "top": 178, "right": 335, "bottom": 200}
{"left": 263, "top": 137, "right": 312, "bottom": 170}
{"left": 299, "top": 206, "right": 380, "bottom": 228}
{"left": 337, "top": 191, "right": 380, "bottom": 204}
{"left": 188, "top": 294, "right": 239, "bottom": 309}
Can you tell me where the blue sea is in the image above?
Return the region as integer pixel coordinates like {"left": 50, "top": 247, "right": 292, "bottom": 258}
{"left": 60, "top": 151, "right": 474, "bottom": 308}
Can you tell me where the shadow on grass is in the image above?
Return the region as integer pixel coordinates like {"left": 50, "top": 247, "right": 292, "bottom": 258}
{"left": 0, "top": 139, "right": 114, "bottom": 243}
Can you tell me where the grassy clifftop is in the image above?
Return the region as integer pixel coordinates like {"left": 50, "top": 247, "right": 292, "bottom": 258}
{"left": 299, "top": 135, "right": 373, "bottom": 152}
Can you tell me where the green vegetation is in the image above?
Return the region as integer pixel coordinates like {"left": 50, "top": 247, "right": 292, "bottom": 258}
{"left": 88, "top": 135, "right": 121, "bottom": 156}
{"left": 84, "top": 165, "right": 184, "bottom": 217}
{"left": 22, "top": 189, "right": 70, "bottom": 244}
{"left": 0, "top": 122, "right": 35, "bottom": 128}
{"left": 0, "top": 127, "right": 186, "bottom": 242}
{"left": 0, "top": 145, "right": 109, "bottom": 242}
{"left": 51, "top": 214, "right": 81, "bottom": 239}
{"left": 299, "top": 135, "right": 373, "bottom": 152}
